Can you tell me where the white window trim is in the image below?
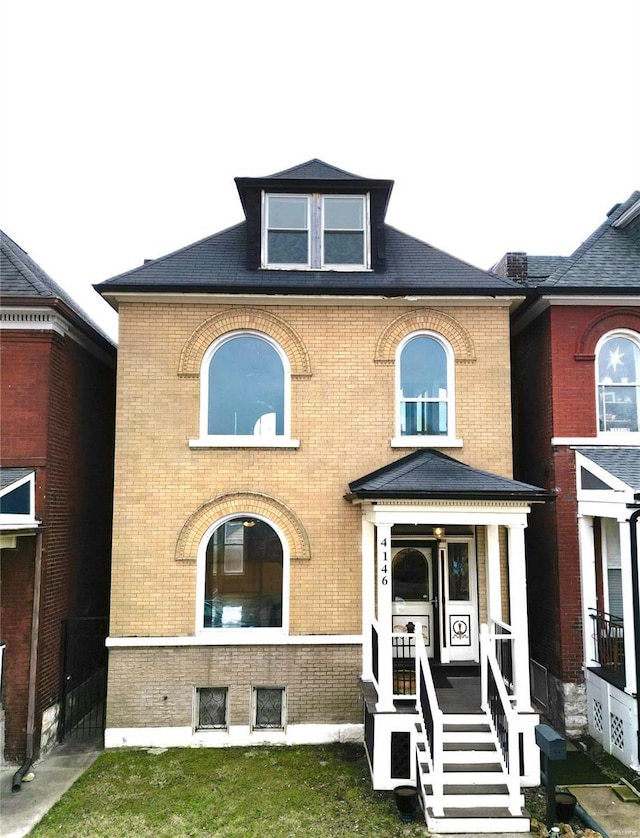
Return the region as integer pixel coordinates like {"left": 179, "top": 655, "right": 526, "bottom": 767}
{"left": 261, "top": 192, "right": 371, "bottom": 271}
{"left": 190, "top": 330, "right": 299, "bottom": 448}
{"left": 0, "top": 471, "right": 38, "bottom": 529}
{"left": 391, "top": 331, "right": 462, "bottom": 448}
{"left": 595, "top": 329, "right": 640, "bottom": 439}
{"left": 251, "top": 685, "right": 286, "bottom": 732}
{"left": 195, "top": 513, "right": 290, "bottom": 636}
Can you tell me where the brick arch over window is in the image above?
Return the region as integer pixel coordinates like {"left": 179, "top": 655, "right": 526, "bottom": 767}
{"left": 178, "top": 309, "right": 312, "bottom": 379}
{"left": 575, "top": 309, "right": 640, "bottom": 360}
{"left": 175, "top": 491, "right": 311, "bottom": 562}
{"left": 374, "top": 309, "right": 476, "bottom": 365}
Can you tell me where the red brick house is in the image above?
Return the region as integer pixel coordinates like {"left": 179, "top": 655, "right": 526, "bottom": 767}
{"left": 503, "top": 191, "right": 640, "bottom": 770}
{"left": 0, "top": 231, "right": 116, "bottom": 772}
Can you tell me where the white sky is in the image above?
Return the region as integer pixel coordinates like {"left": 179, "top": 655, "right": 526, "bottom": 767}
{"left": 1, "top": 0, "right": 639, "bottom": 343}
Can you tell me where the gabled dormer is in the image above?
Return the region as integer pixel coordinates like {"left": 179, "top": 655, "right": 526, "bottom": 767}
{"left": 234, "top": 159, "right": 394, "bottom": 271}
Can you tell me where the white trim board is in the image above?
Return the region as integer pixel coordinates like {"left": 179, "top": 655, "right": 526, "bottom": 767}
{"left": 107, "top": 634, "right": 363, "bottom": 648}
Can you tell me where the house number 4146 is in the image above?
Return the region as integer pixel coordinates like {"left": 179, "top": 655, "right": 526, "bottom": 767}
{"left": 379, "top": 537, "right": 389, "bottom": 586}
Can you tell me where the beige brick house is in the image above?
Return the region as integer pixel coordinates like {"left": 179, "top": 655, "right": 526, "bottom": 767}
{"left": 97, "top": 160, "right": 549, "bottom": 833}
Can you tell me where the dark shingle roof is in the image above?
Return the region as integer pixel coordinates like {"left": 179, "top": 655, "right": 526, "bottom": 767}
{"left": 264, "top": 159, "right": 367, "bottom": 180}
{"left": 1, "top": 230, "right": 114, "bottom": 346}
{"left": 577, "top": 447, "right": 640, "bottom": 491}
{"left": 97, "top": 222, "right": 521, "bottom": 295}
{"left": 0, "top": 468, "right": 33, "bottom": 492}
{"left": 527, "top": 256, "right": 569, "bottom": 279}
{"left": 347, "top": 449, "right": 550, "bottom": 501}
{"left": 537, "top": 191, "right": 640, "bottom": 289}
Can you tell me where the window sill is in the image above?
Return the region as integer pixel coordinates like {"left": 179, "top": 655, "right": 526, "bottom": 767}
{"left": 391, "top": 436, "right": 463, "bottom": 448}
{"left": 189, "top": 436, "right": 300, "bottom": 449}
{"left": 552, "top": 434, "right": 640, "bottom": 446}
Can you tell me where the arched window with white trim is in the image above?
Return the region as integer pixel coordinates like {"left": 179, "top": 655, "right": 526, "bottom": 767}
{"left": 596, "top": 331, "right": 640, "bottom": 434}
{"left": 198, "top": 516, "right": 285, "bottom": 630}
{"left": 394, "top": 332, "right": 457, "bottom": 444}
{"left": 195, "top": 332, "right": 297, "bottom": 447}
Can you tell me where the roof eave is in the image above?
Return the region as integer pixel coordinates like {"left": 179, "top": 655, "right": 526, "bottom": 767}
{"left": 345, "top": 490, "right": 554, "bottom": 502}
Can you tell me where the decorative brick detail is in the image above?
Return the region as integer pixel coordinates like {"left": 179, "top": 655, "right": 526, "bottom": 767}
{"left": 374, "top": 308, "right": 476, "bottom": 365}
{"left": 177, "top": 308, "right": 312, "bottom": 378}
{"left": 574, "top": 308, "right": 640, "bottom": 359}
{"left": 175, "top": 491, "right": 311, "bottom": 562}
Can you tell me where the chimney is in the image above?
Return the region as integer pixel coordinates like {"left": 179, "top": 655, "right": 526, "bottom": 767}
{"left": 493, "top": 251, "right": 528, "bottom": 284}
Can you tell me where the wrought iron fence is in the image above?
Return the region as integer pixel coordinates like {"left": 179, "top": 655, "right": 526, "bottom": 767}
{"left": 59, "top": 617, "right": 108, "bottom": 741}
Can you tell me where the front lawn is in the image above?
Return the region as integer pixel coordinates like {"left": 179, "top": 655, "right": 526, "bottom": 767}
{"left": 30, "top": 744, "right": 429, "bottom": 838}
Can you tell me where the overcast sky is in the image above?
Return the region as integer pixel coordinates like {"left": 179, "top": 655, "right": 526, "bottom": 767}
{"left": 1, "top": 0, "right": 639, "bottom": 342}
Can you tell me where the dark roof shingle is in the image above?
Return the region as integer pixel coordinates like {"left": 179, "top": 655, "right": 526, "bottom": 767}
{"left": 348, "top": 449, "right": 550, "bottom": 501}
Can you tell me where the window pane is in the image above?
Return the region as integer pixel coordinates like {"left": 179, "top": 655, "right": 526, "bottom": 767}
{"left": 0, "top": 481, "right": 31, "bottom": 515}
{"left": 197, "top": 687, "right": 227, "bottom": 729}
{"left": 598, "top": 336, "right": 640, "bottom": 433}
{"left": 401, "top": 401, "right": 448, "bottom": 435}
{"left": 448, "top": 544, "right": 470, "bottom": 601}
{"left": 324, "top": 232, "right": 364, "bottom": 265}
{"left": 598, "top": 337, "right": 640, "bottom": 384}
{"left": 204, "top": 518, "right": 283, "bottom": 628}
{"left": 208, "top": 336, "right": 284, "bottom": 435}
{"left": 268, "top": 196, "right": 307, "bottom": 229}
{"left": 268, "top": 231, "right": 308, "bottom": 264}
{"left": 400, "top": 337, "right": 447, "bottom": 398}
{"left": 324, "top": 197, "right": 363, "bottom": 229}
{"left": 254, "top": 687, "right": 284, "bottom": 729}
{"left": 392, "top": 549, "right": 429, "bottom": 601}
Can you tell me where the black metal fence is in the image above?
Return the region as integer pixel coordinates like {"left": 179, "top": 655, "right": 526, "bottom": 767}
{"left": 59, "top": 617, "right": 108, "bottom": 741}
{"left": 590, "top": 609, "right": 625, "bottom": 682}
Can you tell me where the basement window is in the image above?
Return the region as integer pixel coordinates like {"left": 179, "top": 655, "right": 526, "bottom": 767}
{"left": 196, "top": 687, "right": 228, "bottom": 730}
{"left": 252, "top": 686, "right": 285, "bottom": 731}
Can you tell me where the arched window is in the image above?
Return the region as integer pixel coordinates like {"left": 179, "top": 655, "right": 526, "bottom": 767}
{"left": 199, "top": 332, "right": 293, "bottom": 444}
{"left": 396, "top": 333, "right": 455, "bottom": 440}
{"left": 596, "top": 331, "right": 640, "bottom": 434}
{"left": 200, "top": 516, "right": 284, "bottom": 629}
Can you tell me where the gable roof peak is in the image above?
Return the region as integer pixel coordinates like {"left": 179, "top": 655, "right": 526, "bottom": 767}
{"left": 264, "top": 158, "right": 368, "bottom": 181}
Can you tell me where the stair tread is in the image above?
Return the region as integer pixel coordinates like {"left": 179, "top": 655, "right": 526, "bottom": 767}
{"left": 443, "top": 784, "right": 509, "bottom": 794}
{"left": 427, "top": 806, "right": 527, "bottom": 818}
{"left": 443, "top": 742, "right": 497, "bottom": 751}
{"left": 443, "top": 762, "right": 502, "bottom": 773}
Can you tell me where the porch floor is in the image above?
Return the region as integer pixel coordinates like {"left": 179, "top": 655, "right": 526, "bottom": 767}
{"left": 434, "top": 668, "right": 482, "bottom": 714}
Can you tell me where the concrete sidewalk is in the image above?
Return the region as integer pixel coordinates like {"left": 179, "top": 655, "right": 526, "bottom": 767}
{"left": 568, "top": 784, "right": 640, "bottom": 838}
{"left": 0, "top": 736, "right": 102, "bottom": 838}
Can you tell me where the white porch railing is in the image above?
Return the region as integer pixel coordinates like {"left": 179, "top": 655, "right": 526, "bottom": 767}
{"left": 0, "top": 640, "right": 5, "bottom": 703}
{"left": 480, "top": 623, "right": 522, "bottom": 816}
{"left": 487, "top": 618, "right": 516, "bottom": 697}
{"left": 414, "top": 624, "right": 445, "bottom": 816}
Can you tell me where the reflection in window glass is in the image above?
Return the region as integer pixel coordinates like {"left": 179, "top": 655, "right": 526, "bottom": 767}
{"left": 267, "top": 196, "right": 309, "bottom": 264}
{"left": 392, "top": 549, "right": 429, "bottom": 601}
{"left": 597, "top": 335, "right": 640, "bottom": 433}
{"left": 204, "top": 518, "right": 283, "bottom": 628}
{"left": 399, "top": 336, "right": 448, "bottom": 435}
{"left": 323, "top": 197, "right": 365, "bottom": 265}
{"left": 448, "top": 543, "right": 469, "bottom": 601}
{"left": 208, "top": 336, "right": 284, "bottom": 436}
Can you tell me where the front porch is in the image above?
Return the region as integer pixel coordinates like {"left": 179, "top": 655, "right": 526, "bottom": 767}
{"left": 347, "top": 449, "right": 549, "bottom": 833}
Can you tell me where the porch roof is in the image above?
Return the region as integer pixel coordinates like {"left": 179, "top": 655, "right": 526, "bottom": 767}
{"left": 576, "top": 447, "right": 640, "bottom": 493}
{"left": 346, "top": 449, "right": 552, "bottom": 501}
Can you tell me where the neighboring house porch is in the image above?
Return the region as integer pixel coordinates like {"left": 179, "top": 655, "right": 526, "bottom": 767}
{"left": 347, "top": 449, "right": 549, "bottom": 833}
{"left": 576, "top": 448, "right": 640, "bottom": 772}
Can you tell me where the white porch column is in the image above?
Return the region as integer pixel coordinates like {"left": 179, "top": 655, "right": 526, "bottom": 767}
{"left": 577, "top": 515, "right": 598, "bottom": 668}
{"left": 507, "top": 522, "right": 532, "bottom": 711}
{"left": 361, "top": 518, "right": 376, "bottom": 681}
{"left": 375, "top": 523, "right": 394, "bottom": 712}
{"left": 619, "top": 518, "right": 637, "bottom": 695}
{"left": 486, "top": 524, "right": 501, "bottom": 625}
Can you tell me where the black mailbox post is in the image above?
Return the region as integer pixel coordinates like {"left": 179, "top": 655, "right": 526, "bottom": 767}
{"left": 535, "top": 724, "right": 567, "bottom": 825}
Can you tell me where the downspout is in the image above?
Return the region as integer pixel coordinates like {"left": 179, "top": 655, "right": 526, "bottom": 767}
{"left": 12, "top": 529, "right": 43, "bottom": 792}
{"left": 628, "top": 507, "right": 640, "bottom": 770}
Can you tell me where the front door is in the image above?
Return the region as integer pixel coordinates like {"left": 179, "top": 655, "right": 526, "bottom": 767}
{"left": 440, "top": 540, "right": 479, "bottom": 663}
{"left": 391, "top": 547, "right": 435, "bottom": 658}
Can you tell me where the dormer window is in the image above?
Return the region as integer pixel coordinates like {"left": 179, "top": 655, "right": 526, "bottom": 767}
{"left": 263, "top": 193, "right": 369, "bottom": 269}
